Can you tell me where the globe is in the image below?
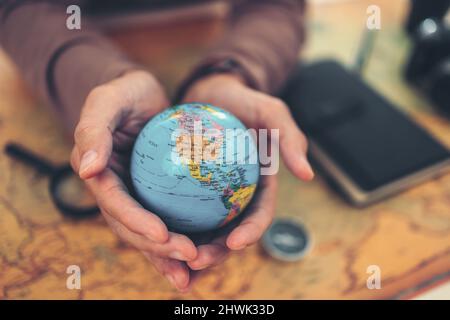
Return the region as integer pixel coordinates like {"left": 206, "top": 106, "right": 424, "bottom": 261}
{"left": 130, "top": 103, "right": 260, "bottom": 233}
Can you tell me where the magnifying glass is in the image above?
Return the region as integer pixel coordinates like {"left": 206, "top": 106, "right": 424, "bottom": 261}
{"left": 4, "top": 142, "right": 99, "bottom": 219}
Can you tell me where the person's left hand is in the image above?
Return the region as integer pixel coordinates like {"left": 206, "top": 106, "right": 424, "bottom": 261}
{"left": 181, "top": 73, "right": 314, "bottom": 275}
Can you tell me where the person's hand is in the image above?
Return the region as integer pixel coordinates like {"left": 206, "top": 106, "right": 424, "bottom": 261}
{"left": 70, "top": 70, "right": 198, "bottom": 292}
{"left": 182, "top": 73, "right": 314, "bottom": 273}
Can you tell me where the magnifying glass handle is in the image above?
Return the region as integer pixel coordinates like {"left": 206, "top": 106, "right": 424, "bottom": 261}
{"left": 4, "top": 143, "right": 56, "bottom": 175}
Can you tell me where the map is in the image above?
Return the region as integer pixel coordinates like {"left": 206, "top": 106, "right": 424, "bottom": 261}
{"left": 1, "top": 0, "right": 450, "bottom": 299}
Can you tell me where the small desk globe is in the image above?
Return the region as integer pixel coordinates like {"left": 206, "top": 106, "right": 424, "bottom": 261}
{"left": 130, "top": 103, "right": 260, "bottom": 233}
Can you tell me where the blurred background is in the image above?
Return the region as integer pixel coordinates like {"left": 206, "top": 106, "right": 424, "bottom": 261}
{"left": 1, "top": 0, "right": 450, "bottom": 299}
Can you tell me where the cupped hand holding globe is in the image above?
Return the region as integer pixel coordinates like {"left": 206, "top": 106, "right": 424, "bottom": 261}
{"left": 70, "top": 70, "right": 313, "bottom": 292}
{"left": 181, "top": 73, "right": 314, "bottom": 275}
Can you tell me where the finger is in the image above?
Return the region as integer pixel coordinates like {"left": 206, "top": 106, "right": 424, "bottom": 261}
{"left": 153, "top": 232, "right": 198, "bottom": 261}
{"left": 226, "top": 175, "right": 278, "bottom": 250}
{"left": 187, "top": 236, "right": 229, "bottom": 270}
{"left": 73, "top": 87, "right": 124, "bottom": 179}
{"left": 87, "top": 169, "right": 169, "bottom": 243}
{"left": 263, "top": 100, "right": 314, "bottom": 181}
{"left": 142, "top": 252, "right": 191, "bottom": 292}
{"left": 104, "top": 212, "right": 197, "bottom": 260}
{"left": 70, "top": 145, "right": 81, "bottom": 173}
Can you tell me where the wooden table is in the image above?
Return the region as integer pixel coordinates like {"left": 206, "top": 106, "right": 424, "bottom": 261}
{"left": 1, "top": 0, "right": 450, "bottom": 299}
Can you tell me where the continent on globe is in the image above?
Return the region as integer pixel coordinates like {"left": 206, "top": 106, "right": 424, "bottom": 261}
{"left": 130, "top": 103, "right": 260, "bottom": 233}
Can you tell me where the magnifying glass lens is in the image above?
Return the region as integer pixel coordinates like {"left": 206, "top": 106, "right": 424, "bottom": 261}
{"left": 54, "top": 174, "right": 97, "bottom": 209}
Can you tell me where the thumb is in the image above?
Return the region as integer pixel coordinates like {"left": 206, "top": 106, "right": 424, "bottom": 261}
{"left": 74, "top": 123, "right": 113, "bottom": 180}
{"left": 264, "top": 99, "right": 314, "bottom": 181}
{"left": 73, "top": 89, "right": 121, "bottom": 180}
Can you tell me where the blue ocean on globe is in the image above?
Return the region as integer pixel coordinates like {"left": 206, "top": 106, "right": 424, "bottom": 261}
{"left": 130, "top": 103, "right": 260, "bottom": 233}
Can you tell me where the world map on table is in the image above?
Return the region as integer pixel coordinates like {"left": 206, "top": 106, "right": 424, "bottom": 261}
{"left": 3, "top": 0, "right": 450, "bottom": 299}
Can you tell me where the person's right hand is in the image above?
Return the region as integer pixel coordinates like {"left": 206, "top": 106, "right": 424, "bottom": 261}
{"left": 70, "top": 70, "right": 198, "bottom": 292}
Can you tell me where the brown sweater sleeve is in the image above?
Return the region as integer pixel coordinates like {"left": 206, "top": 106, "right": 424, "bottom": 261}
{"left": 0, "top": 0, "right": 138, "bottom": 132}
{"left": 181, "top": 0, "right": 306, "bottom": 96}
{"left": 0, "top": 0, "right": 306, "bottom": 131}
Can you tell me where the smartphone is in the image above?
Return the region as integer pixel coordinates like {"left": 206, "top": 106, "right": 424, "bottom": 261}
{"left": 282, "top": 60, "right": 450, "bottom": 206}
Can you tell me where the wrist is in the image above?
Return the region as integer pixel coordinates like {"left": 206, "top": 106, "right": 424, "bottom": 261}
{"left": 175, "top": 58, "right": 256, "bottom": 103}
{"left": 186, "top": 73, "right": 245, "bottom": 96}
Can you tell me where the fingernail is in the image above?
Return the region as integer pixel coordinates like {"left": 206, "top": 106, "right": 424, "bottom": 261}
{"left": 234, "top": 244, "right": 247, "bottom": 250}
{"left": 190, "top": 262, "right": 208, "bottom": 271}
{"left": 169, "top": 251, "right": 187, "bottom": 261}
{"left": 79, "top": 150, "right": 97, "bottom": 176}
{"left": 230, "top": 240, "right": 246, "bottom": 250}
{"left": 145, "top": 228, "right": 168, "bottom": 244}
{"left": 300, "top": 156, "right": 314, "bottom": 180}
